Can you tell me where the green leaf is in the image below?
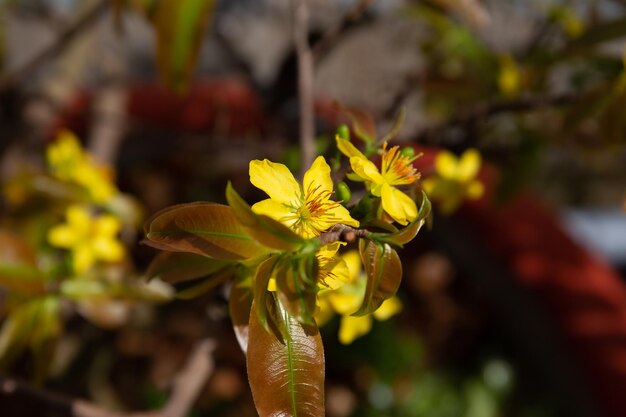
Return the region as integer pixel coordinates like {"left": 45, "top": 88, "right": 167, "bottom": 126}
{"left": 253, "top": 255, "right": 281, "bottom": 332}
{"left": 229, "top": 279, "right": 252, "bottom": 352}
{"left": 247, "top": 299, "right": 325, "bottom": 417}
{"left": 146, "top": 251, "right": 231, "bottom": 284}
{"left": 226, "top": 183, "right": 305, "bottom": 252}
{"left": 374, "top": 191, "right": 431, "bottom": 246}
{"left": 144, "top": 202, "right": 266, "bottom": 261}
{"left": 353, "top": 240, "right": 403, "bottom": 316}
{"left": 275, "top": 255, "right": 318, "bottom": 327}
{"left": 150, "top": 0, "right": 216, "bottom": 91}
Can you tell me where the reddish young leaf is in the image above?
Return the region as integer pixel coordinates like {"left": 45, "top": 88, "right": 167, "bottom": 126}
{"left": 229, "top": 280, "right": 252, "bottom": 353}
{"left": 144, "top": 202, "right": 266, "bottom": 261}
{"left": 247, "top": 299, "right": 325, "bottom": 417}
{"left": 226, "top": 183, "right": 305, "bottom": 252}
{"left": 275, "top": 255, "right": 318, "bottom": 327}
{"left": 146, "top": 251, "right": 231, "bottom": 284}
{"left": 354, "top": 240, "right": 402, "bottom": 316}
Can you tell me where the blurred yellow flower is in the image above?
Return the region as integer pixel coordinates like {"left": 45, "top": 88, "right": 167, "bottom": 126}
{"left": 422, "top": 149, "right": 484, "bottom": 215}
{"left": 316, "top": 250, "right": 402, "bottom": 345}
{"left": 47, "top": 130, "right": 117, "bottom": 203}
{"left": 498, "top": 55, "right": 521, "bottom": 98}
{"left": 337, "top": 137, "right": 420, "bottom": 225}
{"left": 48, "top": 205, "right": 125, "bottom": 273}
{"left": 249, "top": 156, "right": 358, "bottom": 239}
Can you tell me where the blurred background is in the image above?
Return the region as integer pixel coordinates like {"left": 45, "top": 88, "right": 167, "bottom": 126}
{"left": 1, "top": 0, "right": 626, "bottom": 416}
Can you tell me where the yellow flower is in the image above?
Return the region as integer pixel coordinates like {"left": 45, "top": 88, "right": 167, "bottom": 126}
{"left": 316, "top": 250, "right": 402, "bottom": 344}
{"left": 337, "top": 137, "right": 420, "bottom": 225}
{"left": 422, "top": 149, "right": 484, "bottom": 214}
{"left": 48, "top": 205, "right": 125, "bottom": 273}
{"left": 249, "top": 156, "right": 359, "bottom": 239}
{"left": 498, "top": 55, "right": 521, "bottom": 98}
{"left": 47, "top": 130, "right": 117, "bottom": 203}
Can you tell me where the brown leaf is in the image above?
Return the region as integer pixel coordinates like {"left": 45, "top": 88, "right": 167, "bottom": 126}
{"left": 144, "top": 202, "right": 266, "bottom": 261}
{"left": 229, "top": 280, "right": 252, "bottom": 353}
{"left": 354, "top": 240, "right": 402, "bottom": 316}
{"left": 146, "top": 251, "right": 230, "bottom": 284}
{"left": 247, "top": 299, "right": 325, "bottom": 417}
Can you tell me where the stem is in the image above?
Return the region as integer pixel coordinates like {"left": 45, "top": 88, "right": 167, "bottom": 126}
{"left": 292, "top": 0, "right": 316, "bottom": 175}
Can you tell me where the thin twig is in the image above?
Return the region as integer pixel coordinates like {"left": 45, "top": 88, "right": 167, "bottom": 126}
{"left": 312, "top": 0, "right": 375, "bottom": 60}
{"left": 292, "top": 0, "right": 316, "bottom": 175}
{"left": 0, "top": 338, "right": 216, "bottom": 417}
{"left": 0, "top": 0, "right": 109, "bottom": 93}
{"left": 318, "top": 224, "right": 369, "bottom": 245}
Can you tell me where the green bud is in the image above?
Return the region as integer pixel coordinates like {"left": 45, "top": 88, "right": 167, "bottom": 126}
{"left": 336, "top": 124, "right": 350, "bottom": 140}
{"left": 400, "top": 146, "right": 415, "bottom": 158}
{"left": 336, "top": 181, "right": 351, "bottom": 205}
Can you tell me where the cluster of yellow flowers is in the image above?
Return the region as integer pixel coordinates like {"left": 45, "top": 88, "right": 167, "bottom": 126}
{"left": 249, "top": 151, "right": 407, "bottom": 343}
{"left": 46, "top": 131, "right": 126, "bottom": 274}
{"left": 247, "top": 133, "right": 484, "bottom": 342}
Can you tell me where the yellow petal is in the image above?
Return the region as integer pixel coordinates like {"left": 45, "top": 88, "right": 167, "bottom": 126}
{"left": 251, "top": 199, "right": 297, "bottom": 229}
{"left": 467, "top": 180, "right": 484, "bottom": 200}
{"left": 94, "top": 215, "right": 121, "bottom": 237}
{"left": 92, "top": 237, "right": 125, "bottom": 262}
{"left": 349, "top": 157, "right": 385, "bottom": 186}
{"left": 339, "top": 315, "right": 372, "bottom": 344}
{"left": 336, "top": 136, "right": 367, "bottom": 159}
{"left": 329, "top": 291, "right": 362, "bottom": 315}
{"left": 323, "top": 258, "right": 350, "bottom": 290}
{"left": 303, "top": 156, "right": 333, "bottom": 197}
{"left": 66, "top": 205, "right": 91, "bottom": 233}
{"left": 48, "top": 225, "right": 79, "bottom": 248}
{"left": 314, "top": 297, "right": 335, "bottom": 327}
{"left": 457, "top": 149, "right": 481, "bottom": 182}
{"left": 373, "top": 296, "right": 402, "bottom": 321}
{"left": 323, "top": 204, "right": 359, "bottom": 228}
{"left": 267, "top": 278, "right": 277, "bottom": 292}
{"left": 380, "top": 183, "right": 417, "bottom": 225}
{"left": 422, "top": 177, "right": 437, "bottom": 195}
{"left": 342, "top": 250, "right": 362, "bottom": 284}
{"left": 435, "top": 150, "right": 459, "bottom": 180}
{"left": 249, "top": 159, "right": 301, "bottom": 204}
{"left": 73, "top": 246, "right": 95, "bottom": 273}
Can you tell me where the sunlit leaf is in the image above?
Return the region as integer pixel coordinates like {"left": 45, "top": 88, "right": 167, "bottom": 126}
{"left": 354, "top": 240, "right": 402, "bottom": 316}
{"left": 229, "top": 280, "right": 252, "bottom": 353}
{"left": 144, "top": 202, "right": 266, "bottom": 261}
{"left": 226, "top": 183, "right": 305, "bottom": 252}
{"left": 146, "top": 251, "right": 231, "bottom": 284}
{"left": 247, "top": 299, "right": 325, "bottom": 417}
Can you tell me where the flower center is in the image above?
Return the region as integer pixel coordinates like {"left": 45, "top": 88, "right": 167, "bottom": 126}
{"left": 380, "top": 143, "right": 420, "bottom": 186}
{"left": 287, "top": 185, "right": 342, "bottom": 237}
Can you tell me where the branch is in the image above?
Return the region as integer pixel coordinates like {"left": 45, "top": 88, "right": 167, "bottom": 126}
{"left": 0, "top": 0, "right": 109, "bottom": 94}
{"left": 312, "top": 0, "right": 374, "bottom": 60}
{"left": 318, "top": 224, "right": 369, "bottom": 245}
{"left": 414, "top": 92, "right": 578, "bottom": 144}
{"left": 292, "top": 0, "right": 316, "bottom": 175}
{"left": 0, "top": 338, "right": 216, "bottom": 417}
